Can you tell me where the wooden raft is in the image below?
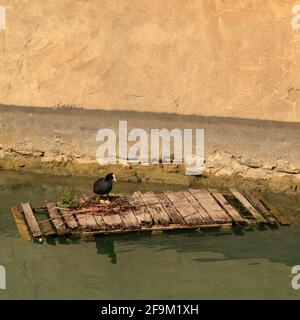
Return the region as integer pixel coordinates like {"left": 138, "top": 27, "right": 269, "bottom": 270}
{"left": 11, "top": 189, "right": 289, "bottom": 240}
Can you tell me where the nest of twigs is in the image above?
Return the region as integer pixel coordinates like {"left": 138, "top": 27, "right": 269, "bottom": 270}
{"left": 68, "top": 195, "right": 136, "bottom": 216}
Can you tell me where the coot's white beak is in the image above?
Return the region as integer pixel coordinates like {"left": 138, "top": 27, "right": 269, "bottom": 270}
{"left": 113, "top": 174, "right": 117, "bottom": 182}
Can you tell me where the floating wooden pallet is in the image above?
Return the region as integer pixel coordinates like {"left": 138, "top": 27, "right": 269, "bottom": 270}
{"left": 11, "top": 189, "right": 289, "bottom": 240}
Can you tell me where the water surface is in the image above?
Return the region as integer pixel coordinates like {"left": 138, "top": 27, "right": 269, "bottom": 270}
{"left": 0, "top": 171, "right": 300, "bottom": 299}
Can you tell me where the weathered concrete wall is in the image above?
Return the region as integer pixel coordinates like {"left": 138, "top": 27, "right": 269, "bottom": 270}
{"left": 1, "top": 105, "right": 300, "bottom": 192}
{"left": 0, "top": 0, "right": 300, "bottom": 121}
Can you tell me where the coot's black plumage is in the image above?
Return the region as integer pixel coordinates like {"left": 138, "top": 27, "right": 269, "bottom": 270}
{"left": 93, "top": 173, "right": 116, "bottom": 198}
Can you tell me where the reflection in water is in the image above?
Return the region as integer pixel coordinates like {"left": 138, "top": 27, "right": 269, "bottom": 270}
{"left": 95, "top": 237, "right": 117, "bottom": 264}
{"left": 87, "top": 225, "right": 299, "bottom": 268}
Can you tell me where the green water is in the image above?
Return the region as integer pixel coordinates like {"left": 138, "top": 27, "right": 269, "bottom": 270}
{"left": 0, "top": 171, "right": 300, "bottom": 300}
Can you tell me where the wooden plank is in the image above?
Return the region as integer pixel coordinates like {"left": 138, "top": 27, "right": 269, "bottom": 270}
{"left": 21, "top": 202, "right": 42, "bottom": 238}
{"left": 243, "top": 191, "right": 277, "bottom": 224}
{"left": 229, "top": 189, "right": 267, "bottom": 224}
{"left": 166, "top": 191, "right": 205, "bottom": 225}
{"left": 252, "top": 191, "right": 290, "bottom": 225}
{"left": 85, "top": 214, "right": 99, "bottom": 230}
{"left": 128, "top": 192, "right": 152, "bottom": 226}
{"left": 209, "top": 189, "right": 244, "bottom": 223}
{"left": 189, "top": 189, "right": 232, "bottom": 223}
{"left": 60, "top": 208, "right": 78, "bottom": 229}
{"left": 156, "top": 193, "right": 185, "bottom": 224}
{"left": 76, "top": 214, "right": 87, "bottom": 229}
{"left": 182, "top": 191, "right": 214, "bottom": 224}
{"left": 76, "top": 213, "right": 99, "bottom": 231}
{"left": 120, "top": 211, "right": 141, "bottom": 229}
{"left": 46, "top": 202, "right": 68, "bottom": 236}
{"left": 79, "top": 223, "right": 232, "bottom": 236}
{"left": 93, "top": 214, "right": 107, "bottom": 230}
{"left": 102, "top": 214, "right": 124, "bottom": 230}
{"left": 11, "top": 207, "right": 32, "bottom": 241}
{"left": 138, "top": 192, "right": 170, "bottom": 225}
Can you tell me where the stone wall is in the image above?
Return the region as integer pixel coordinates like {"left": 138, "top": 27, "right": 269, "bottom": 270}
{"left": 1, "top": 105, "right": 300, "bottom": 192}
{"left": 0, "top": 0, "right": 299, "bottom": 121}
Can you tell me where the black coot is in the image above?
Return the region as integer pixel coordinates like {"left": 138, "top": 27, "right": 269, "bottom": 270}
{"left": 93, "top": 173, "right": 116, "bottom": 198}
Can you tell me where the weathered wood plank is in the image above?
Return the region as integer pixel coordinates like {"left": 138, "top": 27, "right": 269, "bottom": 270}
{"left": 60, "top": 208, "right": 78, "bottom": 229}
{"left": 156, "top": 193, "right": 185, "bottom": 224}
{"left": 11, "top": 207, "right": 32, "bottom": 241}
{"left": 209, "top": 189, "right": 244, "bottom": 223}
{"left": 76, "top": 213, "right": 99, "bottom": 231}
{"left": 85, "top": 214, "right": 99, "bottom": 230}
{"left": 138, "top": 192, "right": 159, "bottom": 205}
{"left": 252, "top": 191, "right": 290, "bottom": 225}
{"left": 183, "top": 191, "right": 214, "bottom": 224}
{"left": 76, "top": 214, "right": 87, "bottom": 229}
{"left": 102, "top": 214, "right": 124, "bottom": 230}
{"left": 243, "top": 191, "right": 277, "bottom": 224}
{"left": 93, "top": 214, "right": 107, "bottom": 230}
{"left": 129, "top": 192, "right": 152, "bottom": 226}
{"left": 166, "top": 191, "right": 197, "bottom": 220}
{"left": 190, "top": 189, "right": 232, "bottom": 223}
{"left": 46, "top": 202, "right": 68, "bottom": 235}
{"left": 21, "top": 202, "right": 43, "bottom": 238}
{"left": 166, "top": 191, "right": 205, "bottom": 225}
{"left": 138, "top": 191, "right": 170, "bottom": 225}
{"left": 229, "top": 189, "right": 267, "bottom": 224}
{"left": 80, "top": 223, "right": 232, "bottom": 236}
{"left": 120, "top": 211, "right": 141, "bottom": 229}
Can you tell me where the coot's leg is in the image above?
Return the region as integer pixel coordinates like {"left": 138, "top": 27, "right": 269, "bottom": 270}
{"left": 107, "top": 193, "right": 110, "bottom": 202}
